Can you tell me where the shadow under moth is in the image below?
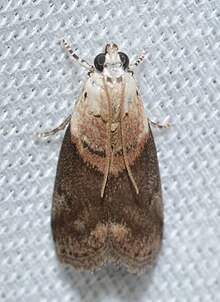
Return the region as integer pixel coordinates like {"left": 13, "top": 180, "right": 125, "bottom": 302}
{"left": 34, "top": 39, "right": 170, "bottom": 273}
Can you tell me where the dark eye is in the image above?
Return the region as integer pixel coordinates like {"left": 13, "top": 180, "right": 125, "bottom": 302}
{"left": 94, "top": 53, "right": 105, "bottom": 71}
{"left": 119, "top": 52, "right": 129, "bottom": 69}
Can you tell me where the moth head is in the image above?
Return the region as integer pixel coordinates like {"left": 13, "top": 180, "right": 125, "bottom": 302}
{"left": 94, "top": 44, "right": 129, "bottom": 72}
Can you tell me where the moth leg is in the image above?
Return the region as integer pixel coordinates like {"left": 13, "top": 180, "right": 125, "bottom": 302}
{"left": 33, "top": 114, "right": 71, "bottom": 137}
{"left": 149, "top": 119, "right": 171, "bottom": 129}
{"left": 128, "top": 52, "right": 145, "bottom": 71}
{"left": 61, "top": 38, "right": 94, "bottom": 70}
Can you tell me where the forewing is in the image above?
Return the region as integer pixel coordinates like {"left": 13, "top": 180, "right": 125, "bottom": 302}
{"left": 106, "top": 127, "right": 163, "bottom": 273}
{"left": 51, "top": 125, "right": 109, "bottom": 271}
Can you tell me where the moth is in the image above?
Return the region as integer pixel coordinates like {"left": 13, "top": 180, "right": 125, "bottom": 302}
{"left": 34, "top": 39, "right": 170, "bottom": 273}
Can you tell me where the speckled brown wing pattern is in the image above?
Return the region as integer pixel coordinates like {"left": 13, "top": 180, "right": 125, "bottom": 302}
{"left": 51, "top": 125, "right": 163, "bottom": 273}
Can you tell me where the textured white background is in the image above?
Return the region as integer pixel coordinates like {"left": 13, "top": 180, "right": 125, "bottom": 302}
{"left": 0, "top": 0, "right": 220, "bottom": 301}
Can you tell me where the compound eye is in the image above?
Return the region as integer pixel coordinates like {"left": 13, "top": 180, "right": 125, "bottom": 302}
{"left": 119, "top": 52, "right": 129, "bottom": 69}
{"left": 94, "top": 53, "right": 106, "bottom": 71}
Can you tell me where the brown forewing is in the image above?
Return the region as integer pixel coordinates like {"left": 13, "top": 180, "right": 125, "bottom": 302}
{"left": 51, "top": 125, "right": 163, "bottom": 273}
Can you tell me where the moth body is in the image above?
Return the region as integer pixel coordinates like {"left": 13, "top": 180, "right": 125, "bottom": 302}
{"left": 35, "top": 40, "right": 167, "bottom": 273}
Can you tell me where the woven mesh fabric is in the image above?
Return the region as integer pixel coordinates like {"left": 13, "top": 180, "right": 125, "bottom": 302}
{"left": 1, "top": 0, "right": 220, "bottom": 301}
